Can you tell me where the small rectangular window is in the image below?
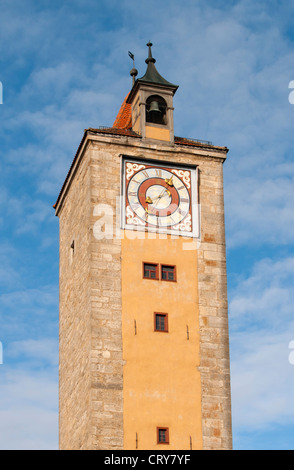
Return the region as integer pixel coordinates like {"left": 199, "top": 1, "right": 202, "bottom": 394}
{"left": 154, "top": 313, "right": 168, "bottom": 332}
{"left": 161, "top": 265, "right": 176, "bottom": 281}
{"left": 143, "top": 263, "right": 159, "bottom": 280}
{"left": 157, "top": 427, "right": 169, "bottom": 444}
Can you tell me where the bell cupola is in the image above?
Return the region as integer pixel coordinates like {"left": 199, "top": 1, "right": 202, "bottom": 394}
{"left": 126, "top": 42, "right": 178, "bottom": 144}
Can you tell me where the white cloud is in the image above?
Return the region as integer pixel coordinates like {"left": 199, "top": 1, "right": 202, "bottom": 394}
{"left": 0, "top": 187, "right": 58, "bottom": 237}
{"left": 0, "top": 285, "right": 58, "bottom": 340}
{"left": 231, "top": 329, "right": 294, "bottom": 431}
{"left": 229, "top": 257, "right": 294, "bottom": 328}
{"left": 0, "top": 285, "right": 58, "bottom": 312}
{"left": 0, "top": 242, "right": 22, "bottom": 289}
{"left": 229, "top": 256, "right": 294, "bottom": 432}
{"left": 225, "top": 171, "right": 294, "bottom": 249}
{"left": 0, "top": 367, "right": 58, "bottom": 450}
{"left": 7, "top": 339, "right": 58, "bottom": 367}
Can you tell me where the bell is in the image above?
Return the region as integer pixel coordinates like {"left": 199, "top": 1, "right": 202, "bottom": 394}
{"left": 149, "top": 100, "right": 161, "bottom": 114}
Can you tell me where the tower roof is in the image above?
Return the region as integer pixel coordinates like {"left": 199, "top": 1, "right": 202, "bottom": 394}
{"left": 137, "top": 42, "right": 178, "bottom": 90}
{"left": 126, "top": 42, "right": 178, "bottom": 104}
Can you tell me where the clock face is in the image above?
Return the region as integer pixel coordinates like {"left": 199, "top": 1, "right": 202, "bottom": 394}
{"left": 122, "top": 159, "right": 198, "bottom": 237}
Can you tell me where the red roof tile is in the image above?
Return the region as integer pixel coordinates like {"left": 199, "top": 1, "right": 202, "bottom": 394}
{"left": 112, "top": 93, "right": 132, "bottom": 129}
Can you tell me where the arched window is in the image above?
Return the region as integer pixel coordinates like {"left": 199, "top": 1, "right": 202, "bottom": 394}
{"left": 146, "top": 95, "right": 167, "bottom": 125}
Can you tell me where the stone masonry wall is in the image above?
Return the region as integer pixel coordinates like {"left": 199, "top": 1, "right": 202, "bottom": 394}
{"left": 58, "top": 147, "right": 92, "bottom": 449}
{"left": 57, "top": 133, "right": 232, "bottom": 450}
{"left": 86, "top": 136, "right": 232, "bottom": 450}
{"left": 197, "top": 159, "right": 232, "bottom": 450}
{"left": 88, "top": 142, "right": 124, "bottom": 449}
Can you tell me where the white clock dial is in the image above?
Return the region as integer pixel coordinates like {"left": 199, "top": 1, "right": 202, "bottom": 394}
{"left": 123, "top": 160, "right": 198, "bottom": 237}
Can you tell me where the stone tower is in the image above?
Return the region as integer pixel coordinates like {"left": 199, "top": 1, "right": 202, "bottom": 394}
{"left": 54, "top": 43, "right": 232, "bottom": 450}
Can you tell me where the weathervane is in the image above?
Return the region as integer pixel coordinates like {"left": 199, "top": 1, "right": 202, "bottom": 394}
{"left": 128, "top": 51, "right": 138, "bottom": 86}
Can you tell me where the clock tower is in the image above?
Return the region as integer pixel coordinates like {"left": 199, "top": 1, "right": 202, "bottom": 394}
{"left": 54, "top": 43, "right": 232, "bottom": 450}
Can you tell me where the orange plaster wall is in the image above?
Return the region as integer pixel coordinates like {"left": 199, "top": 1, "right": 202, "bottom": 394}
{"left": 121, "top": 232, "right": 203, "bottom": 450}
{"left": 145, "top": 125, "right": 170, "bottom": 142}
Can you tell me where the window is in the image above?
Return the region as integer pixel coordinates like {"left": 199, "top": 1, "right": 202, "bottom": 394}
{"left": 157, "top": 427, "right": 169, "bottom": 444}
{"left": 143, "top": 263, "right": 159, "bottom": 280}
{"left": 154, "top": 313, "right": 168, "bottom": 332}
{"left": 142, "top": 263, "right": 176, "bottom": 281}
{"left": 70, "top": 240, "right": 75, "bottom": 265}
{"left": 161, "top": 265, "right": 176, "bottom": 282}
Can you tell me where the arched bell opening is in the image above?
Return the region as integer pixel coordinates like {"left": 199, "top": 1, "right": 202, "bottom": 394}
{"left": 146, "top": 95, "right": 167, "bottom": 125}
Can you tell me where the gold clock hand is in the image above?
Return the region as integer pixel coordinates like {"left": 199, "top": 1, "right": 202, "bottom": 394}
{"left": 165, "top": 176, "right": 174, "bottom": 187}
{"left": 145, "top": 189, "right": 170, "bottom": 205}
{"left": 145, "top": 186, "right": 172, "bottom": 211}
{"left": 144, "top": 187, "right": 166, "bottom": 210}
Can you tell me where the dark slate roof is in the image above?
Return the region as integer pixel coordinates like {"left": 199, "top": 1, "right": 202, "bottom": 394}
{"left": 137, "top": 57, "right": 178, "bottom": 90}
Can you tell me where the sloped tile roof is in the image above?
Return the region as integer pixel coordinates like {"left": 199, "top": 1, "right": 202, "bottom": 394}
{"left": 112, "top": 93, "right": 132, "bottom": 129}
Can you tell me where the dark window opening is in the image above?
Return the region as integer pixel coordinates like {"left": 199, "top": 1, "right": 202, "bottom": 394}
{"left": 157, "top": 427, "right": 169, "bottom": 444}
{"left": 161, "top": 265, "right": 176, "bottom": 281}
{"left": 143, "top": 263, "right": 159, "bottom": 280}
{"left": 154, "top": 313, "right": 168, "bottom": 332}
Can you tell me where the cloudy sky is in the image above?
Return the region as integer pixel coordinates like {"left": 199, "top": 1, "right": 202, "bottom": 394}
{"left": 0, "top": 0, "right": 294, "bottom": 450}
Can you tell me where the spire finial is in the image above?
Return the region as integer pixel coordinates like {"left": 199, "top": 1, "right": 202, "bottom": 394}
{"left": 145, "top": 41, "right": 156, "bottom": 64}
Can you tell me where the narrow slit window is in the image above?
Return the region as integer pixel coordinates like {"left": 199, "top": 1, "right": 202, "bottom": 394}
{"left": 143, "top": 263, "right": 159, "bottom": 280}
{"left": 161, "top": 265, "right": 176, "bottom": 281}
{"left": 157, "top": 427, "right": 169, "bottom": 444}
{"left": 154, "top": 313, "right": 168, "bottom": 332}
{"left": 70, "top": 240, "right": 75, "bottom": 265}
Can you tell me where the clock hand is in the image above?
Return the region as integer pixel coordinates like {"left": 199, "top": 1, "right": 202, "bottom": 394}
{"left": 165, "top": 176, "right": 173, "bottom": 187}
{"left": 145, "top": 184, "right": 172, "bottom": 207}
{"left": 152, "top": 189, "right": 171, "bottom": 208}
{"left": 151, "top": 176, "right": 172, "bottom": 206}
{"left": 145, "top": 192, "right": 164, "bottom": 206}
{"left": 154, "top": 189, "right": 171, "bottom": 199}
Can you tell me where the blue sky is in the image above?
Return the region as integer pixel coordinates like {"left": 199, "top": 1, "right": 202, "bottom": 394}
{"left": 0, "top": 0, "right": 294, "bottom": 450}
